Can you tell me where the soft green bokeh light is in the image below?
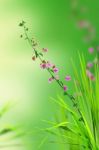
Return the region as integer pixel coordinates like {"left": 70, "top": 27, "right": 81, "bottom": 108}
{"left": 0, "top": 0, "right": 99, "bottom": 149}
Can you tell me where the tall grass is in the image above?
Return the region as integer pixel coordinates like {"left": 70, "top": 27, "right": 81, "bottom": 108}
{"left": 43, "top": 55, "right": 99, "bottom": 150}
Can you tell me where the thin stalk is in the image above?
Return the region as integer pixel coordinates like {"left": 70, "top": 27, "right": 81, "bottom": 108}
{"left": 23, "top": 26, "right": 85, "bottom": 124}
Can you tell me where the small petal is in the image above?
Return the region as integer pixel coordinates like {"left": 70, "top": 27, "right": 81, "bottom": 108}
{"left": 53, "top": 67, "right": 59, "bottom": 73}
{"left": 48, "top": 77, "right": 54, "bottom": 83}
{"left": 63, "top": 85, "right": 68, "bottom": 91}
{"left": 88, "top": 47, "right": 94, "bottom": 53}
{"left": 87, "top": 62, "right": 93, "bottom": 68}
{"left": 90, "top": 75, "right": 95, "bottom": 81}
{"left": 42, "top": 48, "right": 48, "bottom": 52}
{"left": 46, "top": 62, "right": 52, "bottom": 68}
{"left": 40, "top": 63, "right": 46, "bottom": 69}
{"left": 86, "top": 69, "right": 95, "bottom": 81}
{"left": 65, "top": 75, "right": 71, "bottom": 81}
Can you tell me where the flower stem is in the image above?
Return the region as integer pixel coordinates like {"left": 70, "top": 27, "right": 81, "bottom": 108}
{"left": 23, "top": 25, "right": 85, "bottom": 125}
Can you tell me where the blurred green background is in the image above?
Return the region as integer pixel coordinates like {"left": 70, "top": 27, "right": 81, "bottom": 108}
{"left": 0, "top": 0, "right": 98, "bottom": 149}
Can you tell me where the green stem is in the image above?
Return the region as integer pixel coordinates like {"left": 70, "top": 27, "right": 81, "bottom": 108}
{"left": 23, "top": 25, "right": 85, "bottom": 123}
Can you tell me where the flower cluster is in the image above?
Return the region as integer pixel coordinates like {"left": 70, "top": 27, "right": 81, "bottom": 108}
{"left": 32, "top": 47, "right": 71, "bottom": 91}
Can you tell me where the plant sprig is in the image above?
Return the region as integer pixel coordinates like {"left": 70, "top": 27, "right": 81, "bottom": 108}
{"left": 19, "top": 21, "right": 85, "bottom": 124}
{"left": 19, "top": 21, "right": 99, "bottom": 149}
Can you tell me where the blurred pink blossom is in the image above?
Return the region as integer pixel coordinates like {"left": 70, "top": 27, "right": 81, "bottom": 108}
{"left": 63, "top": 85, "right": 68, "bottom": 91}
{"left": 87, "top": 62, "right": 93, "bottom": 68}
{"left": 65, "top": 75, "right": 71, "bottom": 81}
{"left": 42, "top": 48, "right": 48, "bottom": 52}
{"left": 86, "top": 69, "right": 95, "bottom": 81}
{"left": 88, "top": 47, "right": 94, "bottom": 53}
{"left": 53, "top": 67, "right": 59, "bottom": 73}
{"left": 48, "top": 77, "right": 54, "bottom": 83}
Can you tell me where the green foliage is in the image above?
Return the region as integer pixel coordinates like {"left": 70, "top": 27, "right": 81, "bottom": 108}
{"left": 38, "top": 54, "right": 99, "bottom": 150}
{"left": 0, "top": 102, "right": 24, "bottom": 148}
{"left": 19, "top": 21, "right": 99, "bottom": 149}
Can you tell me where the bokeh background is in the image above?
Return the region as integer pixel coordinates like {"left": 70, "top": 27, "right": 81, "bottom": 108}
{"left": 0, "top": 0, "right": 98, "bottom": 149}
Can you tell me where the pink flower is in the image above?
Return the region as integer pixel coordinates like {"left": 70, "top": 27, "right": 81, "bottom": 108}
{"left": 86, "top": 69, "right": 95, "bottom": 81}
{"left": 40, "top": 63, "right": 46, "bottom": 69}
{"left": 42, "top": 48, "right": 48, "bottom": 52}
{"left": 63, "top": 85, "right": 68, "bottom": 91}
{"left": 46, "top": 62, "right": 52, "bottom": 68}
{"left": 53, "top": 67, "right": 59, "bottom": 73}
{"left": 48, "top": 77, "right": 54, "bottom": 83}
{"left": 90, "top": 75, "right": 95, "bottom": 81}
{"left": 87, "top": 62, "right": 93, "bottom": 68}
{"left": 88, "top": 47, "right": 94, "bottom": 53}
{"left": 65, "top": 75, "right": 71, "bottom": 81}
